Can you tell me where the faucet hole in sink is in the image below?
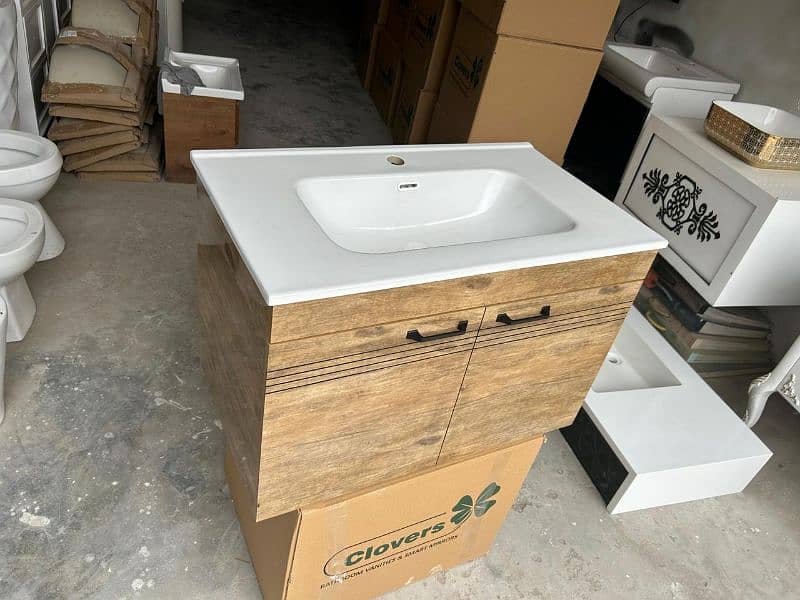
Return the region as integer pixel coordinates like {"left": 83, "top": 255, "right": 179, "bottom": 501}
{"left": 387, "top": 155, "right": 405, "bottom": 166}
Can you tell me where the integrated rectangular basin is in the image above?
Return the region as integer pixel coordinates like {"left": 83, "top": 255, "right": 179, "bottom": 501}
{"left": 296, "top": 169, "right": 575, "bottom": 254}
{"left": 591, "top": 319, "right": 680, "bottom": 393}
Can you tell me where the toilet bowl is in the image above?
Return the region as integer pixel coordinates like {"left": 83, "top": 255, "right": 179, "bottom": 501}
{"left": 0, "top": 198, "right": 45, "bottom": 342}
{"left": 0, "top": 130, "right": 64, "bottom": 261}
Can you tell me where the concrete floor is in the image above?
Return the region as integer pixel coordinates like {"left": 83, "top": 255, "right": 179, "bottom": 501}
{"left": 2, "top": 1, "right": 799, "bottom": 598}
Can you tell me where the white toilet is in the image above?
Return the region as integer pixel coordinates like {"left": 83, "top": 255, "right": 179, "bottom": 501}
{"left": 0, "top": 198, "right": 44, "bottom": 342}
{"left": 0, "top": 198, "right": 44, "bottom": 423}
{"left": 0, "top": 130, "right": 64, "bottom": 261}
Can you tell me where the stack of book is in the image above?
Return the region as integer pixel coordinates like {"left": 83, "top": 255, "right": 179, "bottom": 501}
{"left": 635, "top": 258, "right": 772, "bottom": 379}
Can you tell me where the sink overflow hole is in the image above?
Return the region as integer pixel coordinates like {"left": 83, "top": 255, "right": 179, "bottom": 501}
{"left": 387, "top": 155, "right": 405, "bottom": 166}
{"left": 398, "top": 182, "right": 418, "bottom": 191}
{"left": 607, "top": 353, "right": 622, "bottom": 366}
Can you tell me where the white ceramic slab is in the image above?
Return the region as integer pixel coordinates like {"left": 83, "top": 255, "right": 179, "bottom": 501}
{"left": 576, "top": 308, "right": 772, "bottom": 514}
{"left": 191, "top": 143, "right": 666, "bottom": 305}
{"left": 600, "top": 43, "right": 740, "bottom": 100}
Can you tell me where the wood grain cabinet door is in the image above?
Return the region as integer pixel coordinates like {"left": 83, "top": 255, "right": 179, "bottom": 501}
{"left": 437, "top": 284, "right": 639, "bottom": 464}
{"left": 256, "top": 307, "right": 484, "bottom": 520}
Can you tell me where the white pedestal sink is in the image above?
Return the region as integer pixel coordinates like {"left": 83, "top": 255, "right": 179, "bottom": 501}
{"left": 562, "top": 308, "right": 772, "bottom": 514}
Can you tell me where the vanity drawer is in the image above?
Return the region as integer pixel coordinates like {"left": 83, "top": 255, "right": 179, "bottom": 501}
{"left": 478, "top": 282, "right": 641, "bottom": 335}
{"left": 622, "top": 136, "right": 756, "bottom": 284}
{"left": 266, "top": 306, "right": 485, "bottom": 387}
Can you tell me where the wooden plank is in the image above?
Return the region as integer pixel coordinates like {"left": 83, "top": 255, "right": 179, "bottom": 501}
{"left": 257, "top": 351, "right": 469, "bottom": 520}
{"left": 269, "top": 251, "right": 657, "bottom": 342}
{"left": 197, "top": 200, "right": 269, "bottom": 512}
{"left": 437, "top": 318, "right": 624, "bottom": 464}
{"left": 163, "top": 93, "right": 239, "bottom": 183}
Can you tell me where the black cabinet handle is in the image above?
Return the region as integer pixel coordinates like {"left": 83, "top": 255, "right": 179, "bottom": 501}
{"left": 496, "top": 305, "right": 551, "bottom": 325}
{"left": 407, "top": 320, "right": 469, "bottom": 342}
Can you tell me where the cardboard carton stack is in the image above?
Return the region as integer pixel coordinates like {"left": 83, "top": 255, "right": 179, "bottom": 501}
{"left": 427, "top": 0, "right": 620, "bottom": 165}
{"left": 367, "top": 0, "right": 412, "bottom": 124}
{"left": 391, "top": 0, "right": 459, "bottom": 143}
{"left": 41, "top": 0, "right": 162, "bottom": 182}
{"left": 356, "top": 0, "right": 390, "bottom": 90}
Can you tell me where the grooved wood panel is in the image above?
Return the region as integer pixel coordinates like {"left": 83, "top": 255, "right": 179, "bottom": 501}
{"left": 164, "top": 93, "right": 239, "bottom": 183}
{"left": 268, "top": 251, "right": 656, "bottom": 342}
{"left": 267, "top": 307, "right": 485, "bottom": 371}
{"left": 197, "top": 201, "right": 268, "bottom": 513}
{"left": 437, "top": 318, "right": 624, "bottom": 464}
{"left": 257, "top": 351, "right": 471, "bottom": 519}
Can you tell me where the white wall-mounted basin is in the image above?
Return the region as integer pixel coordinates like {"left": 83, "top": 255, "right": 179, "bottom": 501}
{"left": 191, "top": 143, "right": 666, "bottom": 305}
{"left": 601, "top": 43, "right": 740, "bottom": 100}
{"left": 297, "top": 170, "right": 575, "bottom": 254}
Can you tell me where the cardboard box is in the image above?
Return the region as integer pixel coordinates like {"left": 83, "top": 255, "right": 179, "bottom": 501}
{"left": 356, "top": 24, "right": 382, "bottom": 89}
{"left": 363, "top": 0, "right": 390, "bottom": 25}
{"left": 228, "top": 437, "right": 542, "bottom": 600}
{"left": 386, "top": 0, "right": 415, "bottom": 44}
{"left": 391, "top": 73, "right": 437, "bottom": 144}
{"left": 402, "top": 0, "right": 459, "bottom": 92}
{"left": 369, "top": 30, "right": 403, "bottom": 123}
{"left": 427, "top": 8, "right": 601, "bottom": 164}
{"left": 460, "top": 0, "right": 619, "bottom": 50}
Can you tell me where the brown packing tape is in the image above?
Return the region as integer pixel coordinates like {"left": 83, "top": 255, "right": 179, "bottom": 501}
{"left": 63, "top": 140, "right": 142, "bottom": 171}
{"left": 79, "top": 124, "right": 162, "bottom": 172}
{"left": 69, "top": 0, "right": 155, "bottom": 59}
{"left": 48, "top": 117, "right": 131, "bottom": 141}
{"left": 43, "top": 28, "right": 145, "bottom": 111}
{"left": 76, "top": 170, "right": 160, "bottom": 182}
{"left": 56, "top": 128, "right": 141, "bottom": 156}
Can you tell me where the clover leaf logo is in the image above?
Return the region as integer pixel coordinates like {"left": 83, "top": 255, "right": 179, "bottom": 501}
{"left": 450, "top": 482, "right": 501, "bottom": 525}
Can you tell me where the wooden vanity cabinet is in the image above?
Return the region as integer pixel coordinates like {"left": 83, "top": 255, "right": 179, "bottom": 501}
{"left": 198, "top": 194, "right": 656, "bottom": 520}
{"left": 438, "top": 284, "right": 639, "bottom": 464}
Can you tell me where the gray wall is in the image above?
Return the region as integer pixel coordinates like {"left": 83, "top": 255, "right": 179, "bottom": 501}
{"left": 612, "top": 0, "right": 800, "bottom": 112}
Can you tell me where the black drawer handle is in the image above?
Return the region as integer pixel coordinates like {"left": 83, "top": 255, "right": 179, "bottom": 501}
{"left": 496, "top": 305, "right": 551, "bottom": 325}
{"left": 407, "top": 320, "right": 468, "bottom": 342}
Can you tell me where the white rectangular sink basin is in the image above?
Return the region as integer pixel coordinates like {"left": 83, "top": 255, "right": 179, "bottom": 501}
{"left": 296, "top": 169, "right": 575, "bottom": 254}
{"left": 600, "top": 42, "right": 740, "bottom": 99}
{"left": 591, "top": 319, "right": 680, "bottom": 393}
{"left": 191, "top": 143, "right": 666, "bottom": 305}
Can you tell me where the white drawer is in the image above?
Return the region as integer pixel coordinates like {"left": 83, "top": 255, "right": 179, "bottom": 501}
{"left": 622, "top": 136, "right": 756, "bottom": 284}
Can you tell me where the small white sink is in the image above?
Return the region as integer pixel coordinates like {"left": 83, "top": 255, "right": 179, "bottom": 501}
{"left": 591, "top": 317, "right": 680, "bottom": 393}
{"left": 600, "top": 42, "right": 740, "bottom": 99}
{"left": 297, "top": 170, "right": 575, "bottom": 254}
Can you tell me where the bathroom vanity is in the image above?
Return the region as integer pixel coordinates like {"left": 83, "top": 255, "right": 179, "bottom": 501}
{"left": 193, "top": 143, "right": 665, "bottom": 520}
{"left": 615, "top": 115, "right": 800, "bottom": 306}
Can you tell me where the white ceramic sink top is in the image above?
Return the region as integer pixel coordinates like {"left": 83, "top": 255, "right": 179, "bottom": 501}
{"left": 601, "top": 43, "right": 740, "bottom": 99}
{"left": 191, "top": 143, "right": 666, "bottom": 305}
{"left": 586, "top": 309, "right": 770, "bottom": 474}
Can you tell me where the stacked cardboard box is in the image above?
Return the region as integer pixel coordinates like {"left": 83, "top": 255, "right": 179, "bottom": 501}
{"left": 391, "top": 0, "right": 459, "bottom": 143}
{"left": 41, "top": 0, "right": 162, "bottom": 182}
{"left": 356, "top": 0, "right": 390, "bottom": 90}
{"left": 427, "top": 0, "right": 619, "bottom": 164}
{"left": 368, "top": 0, "right": 412, "bottom": 123}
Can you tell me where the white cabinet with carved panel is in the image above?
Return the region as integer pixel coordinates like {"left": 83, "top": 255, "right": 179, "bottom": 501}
{"left": 615, "top": 115, "right": 800, "bottom": 307}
